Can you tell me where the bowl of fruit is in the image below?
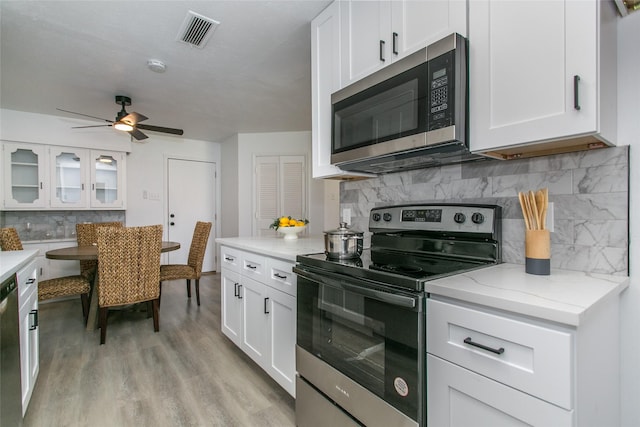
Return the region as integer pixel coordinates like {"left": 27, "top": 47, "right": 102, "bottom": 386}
{"left": 270, "top": 216, "right": 309, "bottom": 240}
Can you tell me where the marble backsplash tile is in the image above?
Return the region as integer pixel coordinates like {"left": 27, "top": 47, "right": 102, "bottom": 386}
{"left": 0, "top": 210, "right": 125, "bottom": 242}
{"left": 340, "top": 146, "right": 629, "bottom": 275}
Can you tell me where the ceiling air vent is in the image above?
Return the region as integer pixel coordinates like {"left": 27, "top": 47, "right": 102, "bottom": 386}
{"left": 177, "top": 11, "right": 219, "bottom": 48}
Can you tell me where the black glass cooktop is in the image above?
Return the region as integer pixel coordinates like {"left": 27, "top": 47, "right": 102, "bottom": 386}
{"left": 296, "top": 248, "right": 491, "bottom": 292}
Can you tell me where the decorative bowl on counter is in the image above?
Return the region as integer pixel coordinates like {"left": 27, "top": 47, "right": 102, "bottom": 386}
{"left": 277, "top": 226, "right": 306, "bottom": 240}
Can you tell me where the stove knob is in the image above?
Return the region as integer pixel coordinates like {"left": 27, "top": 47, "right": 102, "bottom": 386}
{"left": 454, "top": 212, "right": 466, "bottom": 224}
{"left": 472, "top": 212, "right": 485, "bottom": 224}
{"left": 383, "top": 213, "right": 392, "bottom": 222}
{"left": 372, "top": 213, "right": 381, "bottom": 222}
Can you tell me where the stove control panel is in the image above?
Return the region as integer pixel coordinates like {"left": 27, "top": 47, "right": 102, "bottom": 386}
{"left": 369, "top": 204, "right": 499, "bottom": 235}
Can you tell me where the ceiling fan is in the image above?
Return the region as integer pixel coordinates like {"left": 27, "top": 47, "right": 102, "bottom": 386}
{"left": 57, "top": 95, "right": 184, "bottom": 141}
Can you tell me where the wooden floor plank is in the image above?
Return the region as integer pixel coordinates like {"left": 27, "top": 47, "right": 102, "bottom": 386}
{"left": 23, "top": 273, "right": 295, "bottom": 427}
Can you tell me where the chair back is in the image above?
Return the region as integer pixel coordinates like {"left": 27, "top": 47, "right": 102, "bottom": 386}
{"left": 77, "top": 222, "right": 122, "bottom": 277}
{"left": 96, "top": 225, "right": 162, "bottom": 307}
{"left": 187, "top": 221, "right": 212, "bottom": 276}
{"left": 0, "top": 228, "right": 23, "bottom": 251}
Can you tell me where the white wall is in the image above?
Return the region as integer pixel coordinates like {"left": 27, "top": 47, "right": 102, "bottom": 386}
{"left": 220, "top": 134, "right": 240, "bottom": 238}
{"left": 227, "top": 130, "right": 324, "bottom": 237}
{"left": 618, "top": 11, "right": 640, "bottom": 427}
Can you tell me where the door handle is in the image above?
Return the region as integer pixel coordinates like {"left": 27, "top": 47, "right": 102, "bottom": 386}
{"left": 170, "top": 222, "right": 175, "bottom": 226}
{"left": 234, "top": 282, "right": 239, "bottom": 297}
{"left": 573, "top": 75, "right": 581, "bottom": 111}
{"left": 237, "top": 284, "right": 243, "bottom": 299}
{"left": 170, "top": 214, "right": 175, "bottom": 218}
{"left": 264, "top": 297, "right": 270, "bottom": 314}
{"left": 392, "top": 32, "right": 398, "bottom": 55}
{"left": 379, "top": 40, "right": 386, "bottom": 62}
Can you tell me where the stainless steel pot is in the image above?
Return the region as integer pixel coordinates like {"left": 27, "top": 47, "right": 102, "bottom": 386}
{"left": 324, "top": 222, "right": 363, "bottom": 259}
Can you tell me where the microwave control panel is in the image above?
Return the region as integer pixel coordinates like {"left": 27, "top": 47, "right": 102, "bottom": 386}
{"left": 427, "top": 50, "right": 455, "bottom": 131}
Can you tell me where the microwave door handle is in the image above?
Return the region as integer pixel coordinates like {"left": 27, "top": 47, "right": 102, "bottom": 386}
{"left": 293, "top": 267, "right": 417, "bottom": 309}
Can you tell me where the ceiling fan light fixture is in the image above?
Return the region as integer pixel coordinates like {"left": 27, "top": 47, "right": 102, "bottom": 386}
{"left": 114, "top": 121, "right": 134, "bottom": 132}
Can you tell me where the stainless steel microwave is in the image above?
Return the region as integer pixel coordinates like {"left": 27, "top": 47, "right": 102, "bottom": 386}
{"left": 331, "top": 33, "right": 481, "bottom": 174}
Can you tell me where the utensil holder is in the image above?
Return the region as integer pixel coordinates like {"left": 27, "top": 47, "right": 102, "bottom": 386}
{"left": 525, "top": 229, "right": 550, "bottom": 275}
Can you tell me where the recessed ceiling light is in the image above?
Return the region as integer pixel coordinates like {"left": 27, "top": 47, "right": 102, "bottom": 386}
{"left": 147, "top": 59, "right": 166, "bottom": 73}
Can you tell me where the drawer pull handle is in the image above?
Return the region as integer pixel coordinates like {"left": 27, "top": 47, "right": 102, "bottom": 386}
{"left": 274, "top": 273, "right": 287, "bottom": 280}
{"left": 225, "top": 256, "right": 235, "bottom": 262}
{"left": 246, "top": 264, "right": 257, "bottom": 270}
{"left": 464, "top": 337, "right": 504, "bottom": 355}
{"left": 26, "top": 278, "right": 36, "bottom": 284}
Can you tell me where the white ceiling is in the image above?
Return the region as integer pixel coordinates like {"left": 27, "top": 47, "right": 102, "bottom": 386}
{"left": 0, "top": 0, "right": 332, "bottom": 142}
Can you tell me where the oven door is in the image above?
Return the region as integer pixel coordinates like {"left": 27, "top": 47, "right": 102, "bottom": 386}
{"left": 294, "top": 265, "right": 424, "bottom": 426}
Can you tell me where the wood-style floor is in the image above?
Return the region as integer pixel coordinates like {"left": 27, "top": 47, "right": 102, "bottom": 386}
{"left": 23, "top": 273, "right": 296, "bottom": 427}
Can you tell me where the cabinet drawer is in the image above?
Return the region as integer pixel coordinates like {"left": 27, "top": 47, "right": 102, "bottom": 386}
{"left": 427, "top": 298, "right": 573, "bottom": 410}
{"left": 241, "top": 252, "right": 266, "bottom": 280}
{"left": 265, "top": 258, "right": 296, "bottom": 297}
{"left": 17, "top": 259, "right": 38, "bottom": 309}
{"left": 220, "top": 246, "right": 241, "bottom": 273}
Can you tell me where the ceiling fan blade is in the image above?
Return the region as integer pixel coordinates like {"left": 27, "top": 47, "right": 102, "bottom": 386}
{"left": 129, "top": 128, "right": 149, "bottom": 141}
{"left": 71, "top": 124, "right": 113, "bottom": 129}
{"left": 120, "top": 112, "right": 148, "bottom": 126}
{"left": 57, "top": 108, "right": 114, "bottom": 123}
{"left": 136, "top": 124, "right": 184, "bottom": 136}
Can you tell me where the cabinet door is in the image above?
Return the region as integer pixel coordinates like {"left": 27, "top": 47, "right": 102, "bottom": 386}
{"left": 90, "top": 150, "right": 126, "bottom": 209}
{"left": 340, "top": 0, "right": 391, "bottom": 86}
{"left": 391, "top": 0, "right": 467, "bottom": 60}
{"left": 49, "top": 147, "right": 89, "bottom": 208}
{"left": 427, "top": 355, "right": 573, "bottom": 427}
{"left": 19, "top": 289, "right": 39, "bottom": 416}
{"left": 266, "top": 287, "right": 296, "bottom": 397}
{"left": 469, "top": 0, "right": 598, "bottom": 152}
{"left": 241, "top": 276, "right": 268, "bottom": 366}
{"left": 2, "top": 143, "right": 48, "bottom": 209}
{"left": 221, "top": 269, "right": 242, "bottom": 347}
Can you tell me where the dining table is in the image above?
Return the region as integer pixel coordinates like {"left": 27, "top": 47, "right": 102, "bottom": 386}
{"left": 46, "top": 241, "right": 180, "bottom": 331}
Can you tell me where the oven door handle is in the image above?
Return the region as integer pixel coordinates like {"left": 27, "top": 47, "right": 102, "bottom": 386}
{"left": 293, "top": 267, "right": 417, "bottom": 309}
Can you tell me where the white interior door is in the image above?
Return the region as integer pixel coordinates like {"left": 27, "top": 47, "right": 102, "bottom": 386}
{"left": 167, "top": 158, "right": 216, "bottom": 271}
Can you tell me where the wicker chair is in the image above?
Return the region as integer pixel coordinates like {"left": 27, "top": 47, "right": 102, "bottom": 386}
{"left": 76, "top": 222, "right": 123, "bottom": 281}
{"left": 1, "top": 227, "right": 90, "bottom": 321}
{"left": 0, "top": 227, "right": 23, "bottom": 250}
{"left": 96, "top": 224, "right": 163, "bottom": 345}
{"left": 159, "top": 221, "right": 212, "bottom": 306}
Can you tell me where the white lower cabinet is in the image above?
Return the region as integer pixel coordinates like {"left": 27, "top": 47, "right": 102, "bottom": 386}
{"left": 220, "top": 246, "right": 297, "bottom": 396}
{"left": 427, "top": 355, "right": 572, "bottom": 426}
{"left": 427, "top": 296, "right": 620, "bottom": 427}
{"left": 17, "top": 259, "right": 39, "bottom": 416}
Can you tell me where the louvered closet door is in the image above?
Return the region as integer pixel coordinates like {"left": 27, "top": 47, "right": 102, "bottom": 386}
{"left": 254, "top": 155, "right": 306, "bottom": 236}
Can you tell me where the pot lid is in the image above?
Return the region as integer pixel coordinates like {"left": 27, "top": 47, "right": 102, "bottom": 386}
{"left": 324, "top": 222, "right": 363, "bottom": 236}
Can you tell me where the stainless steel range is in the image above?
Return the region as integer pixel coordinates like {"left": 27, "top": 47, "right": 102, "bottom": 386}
{"left": 294, "top": 203, "right": 502, "bottom": 427}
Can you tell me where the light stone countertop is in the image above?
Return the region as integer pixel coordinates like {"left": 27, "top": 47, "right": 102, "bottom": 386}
{"left": 425, "top": 263, "right": 629, "bottom": 326}
{"left": 215, "top": 235, "right": 325, "bottom": 262}
{"left": 215, "top": 236, "right": 629, "bottom": 326}
{"left": 0, "top": 250, "right": 39, "bottom": 282}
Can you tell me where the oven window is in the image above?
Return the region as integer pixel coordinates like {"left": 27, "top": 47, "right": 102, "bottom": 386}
{"left": 297, "top": 276, "right": 421, "bottom": 420}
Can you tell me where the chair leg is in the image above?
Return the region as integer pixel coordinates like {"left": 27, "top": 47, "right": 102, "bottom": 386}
{"left": 99, "top": 307, "right": 108, "bottom": 345}
{"left": 80, "top": 293, "right": 89, "bottom": 322}
{"left": 158, "top": 281, "right": 162, "bottom": 307}
{"left": 186, "top": 279, "right": 191, "bottom": 298}
{"left": 152, "top": 299, "right": 160, "bottom": 332}
{"left": 146, "top": 301, "right": 153, "bottom": 318}
{"left": 195, "top": 278, "right": 200, "bottom": 306}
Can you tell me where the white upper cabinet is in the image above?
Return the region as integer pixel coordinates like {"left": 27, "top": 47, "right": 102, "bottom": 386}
{"left": 90, "top": 150, "right": 125, "bottom": 209}
{"left": 3, "top": 143, "right": 48, "bottom": 209}
{"left": 469, "top": 0, "right": 618, "bottom": 159}
{"left": 2, "top": 142, "right": 126, "bottom": 210}
{"left": 50, "top": 147, "right": 88, "bottom": 209}
{"left": 340, "top": 0, "right": 467, "bottom": 87}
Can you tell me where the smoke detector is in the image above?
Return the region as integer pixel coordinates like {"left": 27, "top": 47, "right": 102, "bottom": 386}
{"left": 176, "top": 10, "right": 220, "bottom": 48}
{"left": 147, "top": 59, "right": 166, "bottom": 73}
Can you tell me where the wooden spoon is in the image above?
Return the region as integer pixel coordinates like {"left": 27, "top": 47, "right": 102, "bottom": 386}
{"left": 518, "top": 192, "right": 531, "bottom": 230}
{"left": 529, "top": 190, "right": 540, "bottom": 230}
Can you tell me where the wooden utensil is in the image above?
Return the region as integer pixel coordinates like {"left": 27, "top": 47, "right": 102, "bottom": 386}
{"left": 518, "top": 192, "right": 531, "bottom": 230}
{"left": 529, "top": 190, "right": 540, "bottom": 230}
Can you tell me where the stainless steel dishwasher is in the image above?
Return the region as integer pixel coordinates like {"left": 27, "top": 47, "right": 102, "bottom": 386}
{"left": 1, "top": 273, "right": 23, "bottom": 427}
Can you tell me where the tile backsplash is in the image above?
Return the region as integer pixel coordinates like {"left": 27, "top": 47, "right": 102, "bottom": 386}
{"left": 340, "top": 146, "right": 629, "bottom": 276}
{"left": 0, "top": 210, "right": 125, "bottom": 242}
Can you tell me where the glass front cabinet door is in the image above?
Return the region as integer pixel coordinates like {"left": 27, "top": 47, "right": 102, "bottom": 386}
{"left": 2, "top": 143, "right": 48, "bottom": 209}
{"left": 49, "top": 147, "right": 88, "bottom": 209}
{"left": 90, "top": 151, "right": 125, "bottom": 209}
